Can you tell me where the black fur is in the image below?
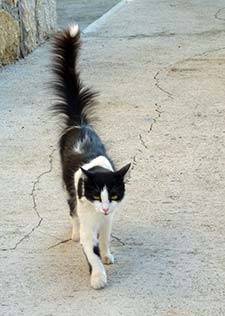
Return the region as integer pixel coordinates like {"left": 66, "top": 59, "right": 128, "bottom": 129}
{"left": 93, "top": 245, "right": 100, "bottom": 257}
{"left": 51, "top": 26, "right": 131, "bottom": 280}
{"left": 51, "top": 26, "right": 130, "bottom": 218}
{"left": 51, "top": 27, "right": 114, "bottom": 216}
{"left": 51, "top": 28, "right": 96, "bottom": 127}
{"left": 82, "top": 166, "right": 126, "bottom": 203}
{"left": 78, "top": 177, "right": 86, "bottom": 199}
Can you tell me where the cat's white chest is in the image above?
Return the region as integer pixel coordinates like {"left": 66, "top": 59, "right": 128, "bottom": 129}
{"left": 77, "top": 200, "right": 110, "bottom": 231}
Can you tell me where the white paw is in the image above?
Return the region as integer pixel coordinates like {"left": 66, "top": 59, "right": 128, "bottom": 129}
{"left": 91, "top": 271, "right": 107, "bottom": 289}
{"left": 102, "top": 254, "right": 114, "bottom": 265}
{"left": 71, "top": 230, "right": 80, "bottom": 242}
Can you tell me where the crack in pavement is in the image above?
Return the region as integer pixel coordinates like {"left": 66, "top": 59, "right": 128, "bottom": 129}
{"left": 131, "top": 37, "right": 218, "bottom": 175}
{"left": 168, "top": 47, "right": 225, "bottom": 72}
{"left": 154, "top": 71, "right": 174, "bottom": 99}
{"left": 1, "top": 148, "right": 56, "bottom": 252}
{"left": 87, "top": 29, "right": 225, "bottom": 40}
{"left": 47, "top": 234, "right": 125, "bottom": 250}
{"left": 31, "top": 148, "right": 56, "bottom": 218}
{"left": 136, "top": 102, "right": 165, "bottom": 154}
{"left": 131, "top": 72, "right": 169, "bottom": 172}
{"left": 131, "top": 152, "right": 138, "bottom": 171}
{"left": 38, "top": 230, "right": 65, "bottom": 241}
{"left": 151, "top": 45, "right": 225, "bottom": 110}
{"left": 85, "top": 32, "right": 176, "bottom": 39}
{"left": 111, "top": 234, "right": 125, "bottom": 246}
{"left": 148, "top": 104, "right": 163, "bottom": 133}
{"left": 139, "top": 133, "right": 148, "bottom": 149}
{"left": 215, "top": 7, "right": 225, "bottom": 21}
{"left": 48, "top": 238, "right": 72, "bottom": 249}
{"left": 137, "top": 45, "right": 225, "bottom": 168}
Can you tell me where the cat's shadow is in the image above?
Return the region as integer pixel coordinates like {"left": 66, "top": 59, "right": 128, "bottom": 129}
{"left": 107, "top": 224, "right": 198, "bottom": 293}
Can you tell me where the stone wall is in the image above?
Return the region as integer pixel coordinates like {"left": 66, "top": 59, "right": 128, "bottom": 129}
{"left": 0, "top": 0, "right": 56, "bottom": 66}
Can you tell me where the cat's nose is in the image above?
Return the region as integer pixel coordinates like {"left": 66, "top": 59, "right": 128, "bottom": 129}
{"left": 103, "top": 207, "right": 109, "bottom": 215}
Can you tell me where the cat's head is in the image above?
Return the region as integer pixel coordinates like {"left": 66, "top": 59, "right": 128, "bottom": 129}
{"left": 78, "top": 163, "right": 131, "bottom": 215}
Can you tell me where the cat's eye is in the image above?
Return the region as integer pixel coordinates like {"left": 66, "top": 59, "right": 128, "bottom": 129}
{"left": 93, "top": 195, "right": 100, "bottom": 200}
{"left": 111, "top": 195, "right": 118, "bottom": 200}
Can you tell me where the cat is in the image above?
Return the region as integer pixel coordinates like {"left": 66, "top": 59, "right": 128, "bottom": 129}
{"left": 51, "top": 24, "right": 131, "bottom": 289}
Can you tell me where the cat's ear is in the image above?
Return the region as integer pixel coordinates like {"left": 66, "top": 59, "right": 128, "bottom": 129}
{"left": 80, "top": 167, "right": 92, "bottom": 178}
{"left": 115, "top": 163, "right": 131, "bottom": 178}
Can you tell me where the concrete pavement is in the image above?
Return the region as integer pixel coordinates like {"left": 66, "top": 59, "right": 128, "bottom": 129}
{"left": 1, "top": 0, "right": 225, "bottom": 315}
{"left": 57, "top": 0, "right": 119, "bottom": 30}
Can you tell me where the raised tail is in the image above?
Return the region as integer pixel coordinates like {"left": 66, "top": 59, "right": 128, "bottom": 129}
{"left": 51, "top": 24, "right": 97, "bottom": 128}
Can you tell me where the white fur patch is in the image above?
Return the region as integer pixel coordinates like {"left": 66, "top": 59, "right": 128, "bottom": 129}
{"left": 73, "top": 134, "right": 88, "bottom": 154}
{"left": 81, "top": 156, "right": 113, "bottom": 172}
{"left": 74, "top": 140, "right": 83, "bottom": 153}
{"left": 69, "top": 24, "right": 79, "bottom": 37}
{"left": 101, "top": 186, "right": 109, "bottom": 209}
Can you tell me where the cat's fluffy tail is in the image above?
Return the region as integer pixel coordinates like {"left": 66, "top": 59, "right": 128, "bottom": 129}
{"left": 51, "top": 24, "right": 97, "bottom": 128}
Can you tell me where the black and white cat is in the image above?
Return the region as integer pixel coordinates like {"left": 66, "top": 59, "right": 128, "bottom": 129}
{"left": 51, "top": 24, "right": 130, "bottom": 289}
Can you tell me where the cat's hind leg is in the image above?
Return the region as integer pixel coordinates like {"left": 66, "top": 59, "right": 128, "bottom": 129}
{"left": 63, "top": 168, "right": 80, "bottom": 241}
{"left": 68, "top": 197, "right": 80, "bottom": 242}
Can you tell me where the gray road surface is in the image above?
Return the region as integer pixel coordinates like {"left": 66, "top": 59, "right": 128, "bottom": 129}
{"left": 57, "top": 0, "right": 119, "bottom": 30}
{"left": 1, "top": 0, "right": 225, "bottom": 315}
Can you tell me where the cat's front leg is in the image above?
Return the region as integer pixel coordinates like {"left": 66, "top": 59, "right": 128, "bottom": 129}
{"left": 80, "top": 228, "right": 107, "bottom": 289}
{"left": 99, "top": 217, "right": 114, "bottom": 265}
{"left": 71, "top": 215, "right": 80, "bottom": 241}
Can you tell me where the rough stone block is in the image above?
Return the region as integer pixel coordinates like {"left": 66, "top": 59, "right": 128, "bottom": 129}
{"left": 36, "top": 0, "right": 56, "bottom": 43}
{"left": 0, "top": 0, "right": 56, "bottom": 64}
{"left": 19, "top": 0, "right": 37, "bottom": 56}
{"left": 0, "top": 9, "right": 20, "bottom": 65}
{"left": 4, "top": 0, "right": 18, "bottom": 6}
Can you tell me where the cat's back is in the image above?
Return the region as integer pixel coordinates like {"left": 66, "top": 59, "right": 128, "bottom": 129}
{"left": 78, "top": 125, "right": 106, "bottom": 158}
{"left": 60, "top": 124, "right": 113, "bottom": 174}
